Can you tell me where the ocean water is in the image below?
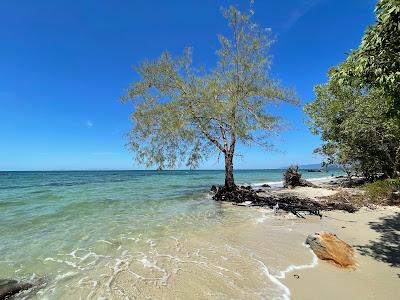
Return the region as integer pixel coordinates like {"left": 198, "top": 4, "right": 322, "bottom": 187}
{"left": 0, "top": 170, "right": 339, "bottom": 299}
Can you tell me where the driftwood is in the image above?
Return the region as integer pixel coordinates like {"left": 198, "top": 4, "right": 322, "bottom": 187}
{"left": 283, "top": 165, "right": 316, "bottom": 188}
{"left": 212, "top": 185, "right": 356, "bottom": 218}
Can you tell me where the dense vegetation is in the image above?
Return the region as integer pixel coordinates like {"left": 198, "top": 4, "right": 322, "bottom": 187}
{"left": 122, "top": 6, "right": 296, "bottom": 189}
{"left": 305, "top": 0, "right": 400, "bottom": 180}
{"left": 363, "top": 179, "right": 400, "bottom": 204}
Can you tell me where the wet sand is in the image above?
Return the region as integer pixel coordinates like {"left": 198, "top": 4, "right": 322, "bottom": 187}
{"left": 65, "top": 202, "right": 400, "bottom": 300}
{"left": 37, "top": 205, "right": 324, "bottom": 299}
{"left": 256, "top": 178, "right": 400, "bottom": 299}
{"left": 283, "top": 204, "right": 400, "bottom": 299}
{"left": 14, "top": 177, "right": 400, "bottom": 299}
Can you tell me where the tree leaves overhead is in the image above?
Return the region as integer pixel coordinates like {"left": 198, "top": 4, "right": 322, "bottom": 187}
{"left": 305, "top": 80, "right": 400, "bottom": 178}
{"left": 332, "top": 0, "right": 400, "bottom": 111}
{"left": 306, "top": 0, "right": 400, "bottom": 179}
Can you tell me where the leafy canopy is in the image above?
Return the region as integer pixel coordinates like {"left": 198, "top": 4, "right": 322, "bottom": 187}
{"left": 305, "top": 76, "right": 400, "bottom": 178}
{"left": 306, "top": 0, "right": 400, "bottom": 179}
{"left": 122, "top": 6, "right": 296, "bottom": 170}
{"left": 332, "top": 0, "right": 400, "bottom": 110}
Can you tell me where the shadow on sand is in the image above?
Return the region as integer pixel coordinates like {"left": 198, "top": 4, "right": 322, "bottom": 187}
{"left": 355, "top": 212, "right": 400, "bottom": 269}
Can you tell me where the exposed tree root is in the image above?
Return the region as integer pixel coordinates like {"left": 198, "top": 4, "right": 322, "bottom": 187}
{"left": 212, "top": 185, "right": 357, "bottom": 217}
{"left": 283, "top": 165, "right": 317, "bottom": 188}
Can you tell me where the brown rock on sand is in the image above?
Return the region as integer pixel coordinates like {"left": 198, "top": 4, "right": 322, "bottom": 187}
{"left": 306, "top": 231, "right": 356, "bottom": 269}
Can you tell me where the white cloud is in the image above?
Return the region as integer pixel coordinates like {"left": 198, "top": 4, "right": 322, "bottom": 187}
{"left": 86, "top": 120, "right": 93, "bottom": 127}
{"left": 284, "top": 0, "right": 322, "bottom": 29}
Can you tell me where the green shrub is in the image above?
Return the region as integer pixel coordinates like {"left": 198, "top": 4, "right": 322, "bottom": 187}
{"left": 363, "top": 179, "right": 400, "bottom": 203}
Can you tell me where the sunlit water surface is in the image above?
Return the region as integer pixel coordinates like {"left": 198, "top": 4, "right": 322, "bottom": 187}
{"left": 0, "top": 170, "right": 340, "bottom": 299}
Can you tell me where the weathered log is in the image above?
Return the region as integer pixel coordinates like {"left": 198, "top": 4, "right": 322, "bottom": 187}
{"left": 212, "top": 185, "right": 357, "bottom": 217}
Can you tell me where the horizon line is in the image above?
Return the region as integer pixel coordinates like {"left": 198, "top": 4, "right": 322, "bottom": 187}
{"left": 0, "top": 166, "right": 326, "bottom": 172}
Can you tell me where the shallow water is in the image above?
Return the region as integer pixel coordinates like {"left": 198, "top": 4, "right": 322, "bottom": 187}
{"left": 0, "top": 170, "right": 339, "bottom": 299}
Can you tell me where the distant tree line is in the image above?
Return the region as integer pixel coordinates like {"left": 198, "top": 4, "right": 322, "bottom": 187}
{"left": 305, "top": 0, "right": 400, "bottom": 180}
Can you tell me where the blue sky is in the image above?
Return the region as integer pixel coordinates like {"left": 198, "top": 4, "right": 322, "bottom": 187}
{"left": 0, "top": 0, "right": 376, "bottom": 171}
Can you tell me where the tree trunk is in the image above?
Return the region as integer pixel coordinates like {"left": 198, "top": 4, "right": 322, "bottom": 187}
{"left": 224, "top": 154, "right": 235, "bottom": 189}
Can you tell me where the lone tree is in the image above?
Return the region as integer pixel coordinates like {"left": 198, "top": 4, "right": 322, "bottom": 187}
{"left": 122, "top": 6, "right": 296, "bottom": 191}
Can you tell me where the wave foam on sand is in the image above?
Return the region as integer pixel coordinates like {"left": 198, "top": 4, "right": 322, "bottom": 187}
{"left": 253, "top": 246, "right": 319, "bottom": 300}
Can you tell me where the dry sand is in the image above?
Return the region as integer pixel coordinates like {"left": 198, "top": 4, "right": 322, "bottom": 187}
{"left": 279, "top": 181, "right": 400, "bottom": 300}
{"left": 274, "top": 185, "right": 338, "bottom": 199}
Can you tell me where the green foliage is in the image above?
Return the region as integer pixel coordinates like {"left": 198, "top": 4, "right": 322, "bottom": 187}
{"left": 332, "top": 0, "right": 400, "bottom": 111}
{"left": 305, "top": 78, "right": 400, "bottom": 178}
{"left": 122, "top": 6, "right": 296, "bottom": 177}
{"left": 363, "top": 179, "right": 400, "bottom": 202}
{"left": 305, "top": 0, "right": 400, "bottom": 179}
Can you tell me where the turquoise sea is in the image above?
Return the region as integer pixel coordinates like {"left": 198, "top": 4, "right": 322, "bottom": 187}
{"left": 0, "top": 169, "right": 340, "bottom": 299}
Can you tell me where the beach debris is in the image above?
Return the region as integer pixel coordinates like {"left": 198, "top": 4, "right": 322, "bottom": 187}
{"left": 293, "top": 274, "right": 300, "bottom": 279}
{"left": 318, "top": 191, "right": 368, "bottom": 210}
{"left": 0, "top": 279, "right": 33, "bottom": 300}
{"left": 212, "top": 185, "right": 256, "bottom": 203}
{"left": 236, "top": 201, "right": 252, "bottom": 206}
{"left": 212, "top": 185, "right": 357, "bottom": 217}
{"left": 390, "top": 191, "right": 400, "bottom": 204}
{"left": 210, "top": 185, "right": 220, "bottom": 193}
{"left": 261, "top": 184, "right": 271, "bottom": 188}
{"left": 272, "top": 203, "right": 279, "bottom": 214}
{"left": 283, "top": 165, "right": 316, "bottom": 189}
{"left": 306, "top": 232, "right": 356, "bottom": 269}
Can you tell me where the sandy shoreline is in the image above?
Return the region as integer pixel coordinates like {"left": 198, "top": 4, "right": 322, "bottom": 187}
{"left": 3, "top": 175, "right": 399, "bottom": 299}
{"left": 276, "top": 179, "right": 400, "bottom": 300}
